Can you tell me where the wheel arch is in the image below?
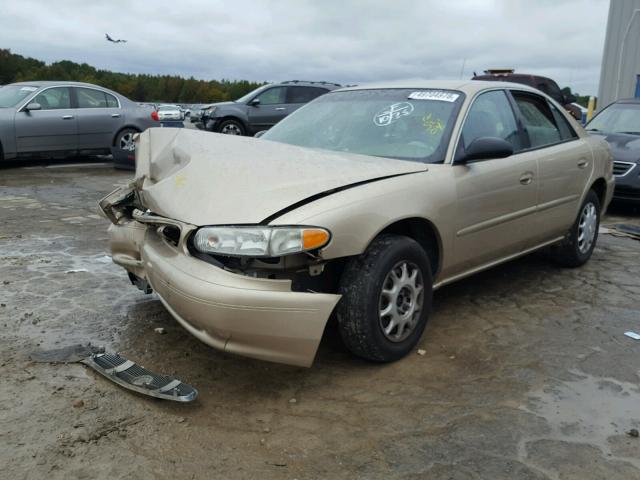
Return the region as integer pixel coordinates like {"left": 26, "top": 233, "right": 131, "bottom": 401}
{"left": 112, "top": 126, "right": 141, "bottom": 146}
{"left": 589, "top": 177, "right": 607, "bottom": 207}
{"left": 373, "top": 217, "right": 442, "bottom": 279}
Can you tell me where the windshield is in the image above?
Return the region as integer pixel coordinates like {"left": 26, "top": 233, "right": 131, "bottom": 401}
{"left": 262, "top": 89, "right": 463, "bottom": 162}
{"left": 587, "top": 103, "right": 640, "bottom": 135}
{"left": 0, "top": 85, "right": 39, "bottom": 108}
{"left": 235, "top": 85, "right": 269, "bottom": 104}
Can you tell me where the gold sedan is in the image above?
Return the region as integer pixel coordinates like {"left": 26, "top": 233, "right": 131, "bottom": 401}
{"left": 100, "top": 81, "right": 614, "bottom": 367}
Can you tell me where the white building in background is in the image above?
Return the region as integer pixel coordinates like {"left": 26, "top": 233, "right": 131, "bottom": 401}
{"left": 598, "top": 0, "right": 640, "bottom": 110}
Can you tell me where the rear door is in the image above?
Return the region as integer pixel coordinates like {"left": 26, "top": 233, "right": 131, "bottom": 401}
{"left": 452, "top": 89, "right": 539, "bottom": 273}
{"left": 509, "top": 90, "right": 589, "bottom": 241}
{"left": 74, "top": 87, "right": 124, "bottom": 150}
{"left": 247, "top": 86, "right": 287, "bottom": 130}
{"left": 14, "top": 86, "right": 77, "bottom": 153}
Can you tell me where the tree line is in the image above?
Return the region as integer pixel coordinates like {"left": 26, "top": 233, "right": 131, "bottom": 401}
{"left": 0, "top": 49, "right": 265, "bottom": 104}
{"left": 1, "top": 49, "right": 592, "bottom": 107}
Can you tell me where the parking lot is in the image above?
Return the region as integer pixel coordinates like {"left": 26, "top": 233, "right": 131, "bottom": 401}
{"left": 0, "top": 162, "right": 638, "bottom": 479}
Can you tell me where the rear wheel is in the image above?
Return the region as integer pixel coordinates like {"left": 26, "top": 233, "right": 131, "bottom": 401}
{"left": 549, "top": 190, "right": 601, "bottom": 267}
{"left": 336, "top": 234, "right": 433, "bottom": 362}
{"left": 217, "top": 119, "right": 245, "bottom": 136}
{"left": 115, "top": 128, "right": 138, "bottom": 151}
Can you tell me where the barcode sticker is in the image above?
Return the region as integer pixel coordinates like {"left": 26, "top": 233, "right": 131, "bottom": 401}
{"left": 408, "top": 91, "right": 460, "bottom": 102}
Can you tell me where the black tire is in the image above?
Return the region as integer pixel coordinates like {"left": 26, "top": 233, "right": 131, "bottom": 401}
{"left": 114, "top": 128, "right": 138, "bottom": 151}
{"left": 336, "top": 234, "right": 433, "bottom": 362}
{"left": 217, "top": 119, "right": 245, "bottom": 136}
{"left": 549, "top": 190, "right": 601, "bottom": 268}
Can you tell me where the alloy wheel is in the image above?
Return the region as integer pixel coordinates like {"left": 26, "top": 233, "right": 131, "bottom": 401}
{"left": 378, "top": 261, "right": 424, "bottom": 342}
{"left": 577, "top": 202, "right": 597, "bottom": 254}
{"left": 119, "top": 132, "right": 135, "bottom": 151}
{"left": 221, "top": 123, "right": 243, "bottom": 135}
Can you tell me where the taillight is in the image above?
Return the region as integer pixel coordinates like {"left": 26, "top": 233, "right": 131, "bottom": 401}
{"left": 151, "top": 111, "right": 159, "bottom": 121}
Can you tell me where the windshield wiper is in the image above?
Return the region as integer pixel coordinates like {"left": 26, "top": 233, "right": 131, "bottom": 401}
{"left": 585, "top": 128, "right": 600, "bottom": 132}
{"left": 618, "top": 131, "right": 640, "bottom": 135}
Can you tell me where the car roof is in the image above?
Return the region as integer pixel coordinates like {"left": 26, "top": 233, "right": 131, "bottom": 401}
{"left": 335, "top": 80, "right": 542, "bottom": 95}
{"left": 276, "top": 80, "right": 341, "bottom": 90}
{"left": 472, "top": 73, "right": 551, "bottom": 82}
{"left": 9, "top": 80, "right": 116, "bottom": 89}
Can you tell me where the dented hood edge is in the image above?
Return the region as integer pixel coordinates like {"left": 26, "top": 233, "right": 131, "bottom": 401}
{"left": 113, "top": 128, "right": 429, "bottom": 226}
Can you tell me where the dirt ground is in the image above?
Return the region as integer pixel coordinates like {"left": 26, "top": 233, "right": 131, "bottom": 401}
{"left": 1, "top": 162, "right": 639, "bottom": 480}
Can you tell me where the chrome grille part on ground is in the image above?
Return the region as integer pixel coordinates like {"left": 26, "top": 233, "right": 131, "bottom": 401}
{"left": 84, "top": 352, "right": 198, "bottom": 402}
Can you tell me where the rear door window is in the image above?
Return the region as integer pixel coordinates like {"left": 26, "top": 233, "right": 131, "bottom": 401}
{"left": 548, "top": 102, "right": 578, "bottom": 141}
{"left": 105, "top": 92, "right": 119, "bottom": 108}
{"left": 76, "top": 88, "right": 109, "bottom": 108}
{"left": 286, "top": 86, "right": 328, "bottom": 104}
{"left": 511, "top": 92, "right": 562, "bottom": 148}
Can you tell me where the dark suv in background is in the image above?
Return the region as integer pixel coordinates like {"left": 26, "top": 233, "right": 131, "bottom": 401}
{"left": 472, "top": 69, "right": 581, "bottom": 120}
{"left": 200, "top": 80, "right": 341, "bottom": 136}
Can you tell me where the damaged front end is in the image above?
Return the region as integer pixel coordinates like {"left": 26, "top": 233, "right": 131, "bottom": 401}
{"left": 98, "top": 129, "right": 353, "bottom": 367}
{"left": 101, "top": 191, "right": 341, "bottom": 367}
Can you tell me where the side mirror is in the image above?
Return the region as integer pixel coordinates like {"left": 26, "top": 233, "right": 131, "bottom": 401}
{"left": 25, "top": 102, "right": 42, "bottom": 112}
{"left": 456, "top": 137, "right": 514, "bottom": 164}
{"left": 563, "top": 94, "right": 577, "bottom": 104}
{"left": 254, "top": 130, "right": 267, "bottom": 138}
{"left": 249, "top": 98, "right": 260, "bottom": 107}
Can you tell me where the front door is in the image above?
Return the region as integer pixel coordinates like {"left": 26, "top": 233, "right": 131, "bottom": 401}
{"left": 451, "top": 89, "right": 539, "bottom": 274}
{"left": 247, "top": 86, "right": 288, "bottom": 131}
{"left": 14, "top": 86, "right": 77, "bottom": 153}
{"left": 74, "top": 87, "right": 125, "bottom": 150}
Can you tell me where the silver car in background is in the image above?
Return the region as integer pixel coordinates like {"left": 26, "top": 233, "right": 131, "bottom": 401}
{"left": 0, "top": 81, "right": 158, "bottom": 160}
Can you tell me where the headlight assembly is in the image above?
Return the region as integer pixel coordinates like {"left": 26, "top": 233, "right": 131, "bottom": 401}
{"left": 192, "top": 226, "right": 331, "bottom": 257}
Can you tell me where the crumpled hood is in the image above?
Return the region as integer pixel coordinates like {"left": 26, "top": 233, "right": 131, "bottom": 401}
{"left": 134, "top": 128, "right": 427, "bottom": 226}
{"left": 593, "top": 132, "right": 640, "bottom": 163}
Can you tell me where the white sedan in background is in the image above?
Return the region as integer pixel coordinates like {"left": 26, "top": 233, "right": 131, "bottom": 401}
{"left": 156, "top": 104, "right": 183, "bottom": 121}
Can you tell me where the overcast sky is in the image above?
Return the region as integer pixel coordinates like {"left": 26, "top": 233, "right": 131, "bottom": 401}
{"left": 1, "top": 0, "right": 610, "bottom": 95}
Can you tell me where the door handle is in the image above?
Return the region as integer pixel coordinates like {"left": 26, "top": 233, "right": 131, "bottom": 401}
{"left": 62, "top": 115, "right": 74, "bottom": 120}
{"left": 577, "top": 159, "right": 589, "bottom": 169}
{"left": 111, "top": 113, "right": 121, "bottom": 118}
{"left": 519, "top": 172, "right": 534, "bottom": 185}
{"left": 275, "top": 107, "right": 286, "bottom": 111}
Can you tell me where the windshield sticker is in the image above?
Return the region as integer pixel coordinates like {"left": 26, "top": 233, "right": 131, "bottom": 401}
{"left": 19, "top": 86, "right": 38, "bottom": 92}
{"left": 422, "top": 113, "right": 445, "bottom": 135}
{"left": 408, "top": 91, "right": 459, "bottom": 102}
{"left": 374, "top": 102, "right": 414, "bottom": 127}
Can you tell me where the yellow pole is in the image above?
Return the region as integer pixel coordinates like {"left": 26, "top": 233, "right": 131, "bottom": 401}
{"left": 586, "top": 96, "right": 596, "bottom": 122}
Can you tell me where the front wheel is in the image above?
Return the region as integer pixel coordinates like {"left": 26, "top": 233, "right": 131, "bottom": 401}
{"left": 336, "top": 234, "right": 433, "bottom": 362}
{"left": 217, "top": 119, "right": 245, "bottom": 136}
{"left": 549, "top": 190, "right": 601, "bottom": 267}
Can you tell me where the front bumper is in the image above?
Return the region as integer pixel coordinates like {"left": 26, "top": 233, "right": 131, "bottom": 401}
{"left": 108, "top": 219, "right": 340, "bottom": 367}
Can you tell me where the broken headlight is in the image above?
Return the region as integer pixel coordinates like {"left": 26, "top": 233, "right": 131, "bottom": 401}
{"left": 192, "top": 226, "right": 331, "bottom": 257}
